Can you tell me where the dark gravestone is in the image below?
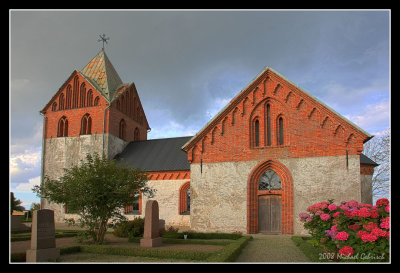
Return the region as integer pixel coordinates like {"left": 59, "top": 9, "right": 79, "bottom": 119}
{"left": 140, "top": 200, "right": 162, "bottom": 247}
{"left": 26, "top": 209, "right": 60, "bottom": 262}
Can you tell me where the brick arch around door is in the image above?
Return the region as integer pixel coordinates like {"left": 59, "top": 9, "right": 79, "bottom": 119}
{"left": 247, "top": 159, "right": 294, "bottom": 234}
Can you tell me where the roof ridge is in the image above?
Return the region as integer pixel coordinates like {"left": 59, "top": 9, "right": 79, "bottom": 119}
{"left": 136, "top": 136, "right": 194, "bottom": 143}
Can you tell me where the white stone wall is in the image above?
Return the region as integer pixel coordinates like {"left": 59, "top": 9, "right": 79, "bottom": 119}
{"left": 125, "top": 179, "right": 191, "bottom": 228}
{"left": 42, "top": 133, "right": 190, "bottom": 228}
{"left": 360, "top": 174, "right": 373, "bottom": 205}
{"left": 190, "top": 155, "right": 362, "bottom": 235}
{"left": 42, "top": 133, "right": 128, "bottom": 222}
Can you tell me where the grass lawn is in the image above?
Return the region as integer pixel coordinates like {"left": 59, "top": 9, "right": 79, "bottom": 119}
{"left": 291, "top": 236, "right": 333, "bottom": 262}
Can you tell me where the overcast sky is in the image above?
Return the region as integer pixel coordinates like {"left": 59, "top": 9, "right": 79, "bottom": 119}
{"left": 10, "top": 10, "right": 390, "bottom": 209}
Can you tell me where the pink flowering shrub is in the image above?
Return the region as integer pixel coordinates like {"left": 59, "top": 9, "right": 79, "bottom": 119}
{"left": 299, "top": 198, "right": 390, "bottom": 262}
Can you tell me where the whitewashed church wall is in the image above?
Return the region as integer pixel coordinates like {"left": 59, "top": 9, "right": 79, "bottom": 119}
{"left": 190, "top": 155, "right": 362, "bottom": 235}
{"left": 360, "top": 174, "right": 373, "bottom": 205}
{"left": 124, "top": 179, "right": 191, "bottom": 228}
{"left": 42, "top": 133, "right": 128, "bottom": 222}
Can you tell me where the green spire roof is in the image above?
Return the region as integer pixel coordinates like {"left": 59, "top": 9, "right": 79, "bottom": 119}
{"left": 80, "top": 49, "right": 123, "bottom": 100}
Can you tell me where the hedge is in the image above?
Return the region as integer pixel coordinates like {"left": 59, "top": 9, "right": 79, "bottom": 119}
{"left": 11, "top": 235, "right": 252, "bottom": 262}
{"left": 205, "top": 236, "right": 253, "bottom": 262}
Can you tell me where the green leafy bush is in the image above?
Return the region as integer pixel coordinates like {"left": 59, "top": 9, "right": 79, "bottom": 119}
{"left": 113, "top": 218, "right": 145, "bottom": 238}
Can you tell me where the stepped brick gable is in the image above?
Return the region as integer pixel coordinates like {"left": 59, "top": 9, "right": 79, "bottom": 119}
{"left": 182, "top": 67, "right": 371, "bottom": 164}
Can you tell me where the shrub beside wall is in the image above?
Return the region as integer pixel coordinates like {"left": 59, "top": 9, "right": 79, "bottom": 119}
{"left": 299, "top": 198, "right": 390, "bottom": 262}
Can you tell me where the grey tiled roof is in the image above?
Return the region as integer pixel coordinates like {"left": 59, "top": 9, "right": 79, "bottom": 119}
{"left": 115, "top": 136, "right": 377, "bottom": 172}
{"left": 360, "top": 153, "right": 379, "bottom": 166}
{"left": 115, "top": 136, "right": 192, "bottom": 172}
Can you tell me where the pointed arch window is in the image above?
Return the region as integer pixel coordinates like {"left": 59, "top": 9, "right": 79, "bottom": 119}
{"left": 72, "top": 76, "right": 79, "bottom": 109}
{"left": 278, "top": 117, "right": 284, "bottom": 145}
{"left": 266, "top": 104, "right": 271, "bottom": 146}
{"left": 65, "top": 85, "right": 72, "bottom": 109}
{"left": 119, "top": 119, "right": 126, "bottom": 140}
{"left": 124, "top": 190, "right": 142, "bottom": 215}
{"left": 80, "top": 114, "right": 92, "bottom": 135}
{"left": 126, "top": 92, "right": 130, "bottom": 116}
{"left": 133, "top": 97, "right": 137, "bottom": 119}
{"left": 51, "top": 102, "right": 57, "bottom": 112}
{"left": 94, "top": 96, "right": 100, "bottom": 106}
{"left": 134, "top": 127, "right": 140, "bottom": 141}
{"left": 259, "top": 170, "right": 282, "bottom": 190}
{"left": 57, "top": 116, "right": 68, "bottom": 137}
{"left": 121, "top": 95, "right": 125, "bottom": 114}
{"left": 87, "top": 90, "right": 93, "bottom": 107}
{"left": 252, "top": 118, "right": 260, "bottom": 148}
{"left": 58, "top": 93, "right": 65, "bottom": 110}
{"left": 179, "top": 182, "right": 191, "bottom": 215}
{"left": 79, "top": 83, "right": 86, "bottom": 108}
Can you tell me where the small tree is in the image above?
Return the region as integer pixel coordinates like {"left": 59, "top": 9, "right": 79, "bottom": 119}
{"left": 33, "top": 153, "right": 155, "bottom": 243}
{"left": 363, "top": 128, "right": 390, "bottom": 201}
{"left": 30, "top": 203, "right": 41, "bottom": 211}
{"left": 11, "top": 192, "right": 25, "bottom": 214}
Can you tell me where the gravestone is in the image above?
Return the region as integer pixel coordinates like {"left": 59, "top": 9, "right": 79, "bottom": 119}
{"left": 140, "top": 200, "right": 162, "bottom": 247}
{"left": 26, "top": 209, "right": 60, "bottom": 262}
{"left": 11, "top": 215, "right": 30, "bottom": 232}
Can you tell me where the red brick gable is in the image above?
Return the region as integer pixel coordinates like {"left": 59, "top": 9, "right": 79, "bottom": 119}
{"left": 40, "top": 70, "right": 106, "bottom": 115}
{"left": 40, "top": 70, "right": 109, "bottom": 139}
{"left": 183, "top": 67, "right": 372, "bottom": 164}
{"left": 40, "top": 70, "right": 149, "bottom": 142}
{"left": 111, "top": 82, "right": 150, "bottom": 131}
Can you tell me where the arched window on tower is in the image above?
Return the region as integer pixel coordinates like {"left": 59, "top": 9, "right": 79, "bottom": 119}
{"left": 79, "top": 83, "right": 86, "bottom": 108}
{"left": 87, "top": 90, "right": 93, "bottom": 107}
{"left": 80, "top": 114, "right": 92, "bottom": 135}
{"left": 72, "top": 76, "right": 79, "bottom": 108}
{"left": 65, "top": 85, "right": 72, "bottom": 109}
{"left": 133, "top": 97, "right": 137, "bottom": 119}
{"left": 119, "top": 119, "right": 126, "bottom": 140}
{"left": 58, "top": 93, "right": 65, "bottom": 110}
{"left": 93, "top": 96, "right": 100, "bottom": 106}
{"left": 57, "top": 116, "right": 68, "bottom": 137}
{"left": 134, "top": 127, "right": 140, "bottom": 141}
{"left": 121, "top": 95, "right": 125, "bottom": 114}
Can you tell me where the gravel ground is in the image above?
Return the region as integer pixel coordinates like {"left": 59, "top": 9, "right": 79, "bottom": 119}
{"left": 235, "top": 234, "right": 310, "bottom": 263}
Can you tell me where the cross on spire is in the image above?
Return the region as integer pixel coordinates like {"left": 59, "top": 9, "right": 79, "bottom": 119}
{"left": 98, "top": 34, "right": 110, "bottom": 50}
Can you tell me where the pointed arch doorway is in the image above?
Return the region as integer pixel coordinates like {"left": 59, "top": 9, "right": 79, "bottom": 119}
{"left": 247, "top": 160, "right": 294, "bottom": 234}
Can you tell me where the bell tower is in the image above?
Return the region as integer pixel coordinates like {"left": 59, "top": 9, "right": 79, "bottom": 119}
{"left": 39, "top": 48, "right": 150, "bottom": 221}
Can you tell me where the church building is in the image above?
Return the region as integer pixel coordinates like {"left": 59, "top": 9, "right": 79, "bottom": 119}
{"left": 39, "top": 49, "right": 377, "bottom": 235}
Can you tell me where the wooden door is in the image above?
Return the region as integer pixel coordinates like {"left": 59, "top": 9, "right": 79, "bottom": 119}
{"left": 258, "top": 195, "right": 282, "bottom": 234}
